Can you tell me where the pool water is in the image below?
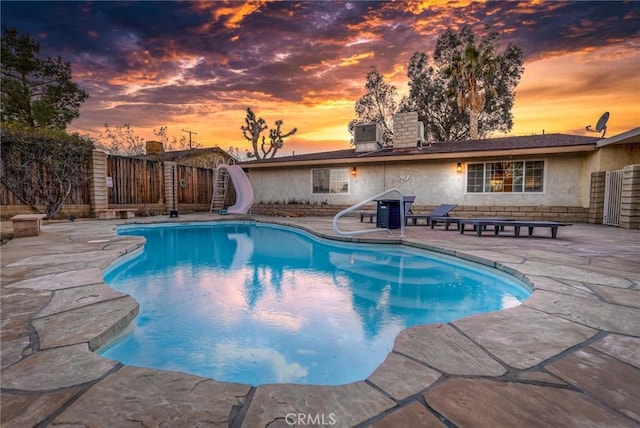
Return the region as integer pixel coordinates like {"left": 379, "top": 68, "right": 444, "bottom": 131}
{"left": 101, "top": 222, "right": 530, "bottom": 386}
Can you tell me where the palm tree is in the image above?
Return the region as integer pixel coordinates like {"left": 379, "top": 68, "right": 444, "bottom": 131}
{"left": 444, "top": 40, "right": 500, "bottom": 140}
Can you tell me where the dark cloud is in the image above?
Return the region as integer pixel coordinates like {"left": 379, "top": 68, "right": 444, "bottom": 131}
{"left": 1, "top": 0, "right": 638, "bottom": 137}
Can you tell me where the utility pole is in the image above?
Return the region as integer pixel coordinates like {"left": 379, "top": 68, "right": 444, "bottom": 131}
{"left": 182, "top": 129, "right": 198, "bottom": 149}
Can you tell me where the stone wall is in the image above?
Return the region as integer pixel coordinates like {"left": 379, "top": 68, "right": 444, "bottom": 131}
{"left": 89, "top": 150, "right": 109, "bottom": 215}
{"left": 588, "top": 171, "right": 605, "bottom": 224}
{"left": 164, "top": 161, "right": 178, "bottom": 214}
{"left": 619, "top": 164, "right": 640, "bottom": 229}
{"left": 251, "top": 203, "right": 589, "bottom": 222}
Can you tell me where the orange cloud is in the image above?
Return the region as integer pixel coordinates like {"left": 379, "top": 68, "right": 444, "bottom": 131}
{"left": 212, "top": 1, "right": 267, "bottom": 29}
{"left": 339, "top": 52, "right": 375, "bottom": 67}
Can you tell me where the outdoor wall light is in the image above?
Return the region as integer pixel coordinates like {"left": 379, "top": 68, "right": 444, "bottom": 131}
{"left": 351, "top": 166, "right": 357, "bottom": 176}
{"left": 456, "top": 162, "right": 463, "bottom": 173}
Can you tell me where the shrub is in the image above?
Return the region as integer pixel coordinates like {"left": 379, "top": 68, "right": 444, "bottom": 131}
{"left": 1, "top": 124, "right": 94, "bottom": 219}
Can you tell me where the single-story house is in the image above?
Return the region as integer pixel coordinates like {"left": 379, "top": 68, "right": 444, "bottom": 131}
{"left": 241, "top": 112, "right": 640, "bottom": 229}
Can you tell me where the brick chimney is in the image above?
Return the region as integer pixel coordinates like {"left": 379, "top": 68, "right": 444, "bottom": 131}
{"left": 392, "top": 112, "right": 419, "bottom": 152}
{"left": 146, "top": 140, "right": 164, "bottom": 156}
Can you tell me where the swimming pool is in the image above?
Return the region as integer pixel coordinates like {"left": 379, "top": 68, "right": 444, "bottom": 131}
{"left": 101, "top": 221, "right": 530, "bottom": 386}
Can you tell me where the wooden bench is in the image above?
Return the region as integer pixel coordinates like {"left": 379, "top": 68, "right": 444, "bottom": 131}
{"left": 10, "top": 214, "right": 47, "bottom": 237}
{"left": 96, "top": 208, "right": 138, "bottom": 220}
{"left": 459, "top": 219, "right": 572, "bottom": 239}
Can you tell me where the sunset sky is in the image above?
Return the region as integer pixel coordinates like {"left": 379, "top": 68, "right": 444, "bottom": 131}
{"left": 2, "top": 1, "right": 639, "bottom": 155}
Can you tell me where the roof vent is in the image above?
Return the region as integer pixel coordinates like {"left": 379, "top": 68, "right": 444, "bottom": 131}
{"left": 354, "top": 123, "right": 382, "bottom": 152}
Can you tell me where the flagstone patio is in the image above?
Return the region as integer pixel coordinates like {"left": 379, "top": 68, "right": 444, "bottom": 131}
{"left": 1, "top": 214, "right": 639, "bottom": 427}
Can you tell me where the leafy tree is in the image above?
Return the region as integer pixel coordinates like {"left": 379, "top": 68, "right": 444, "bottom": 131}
{"left": 350, "top": 67, "right": 397, "bottom": 145}
{"left": 1, "top": 27, "right": 89, "bottom": 130}
{"left": 241, "top": 107, "right": 297, "bottom": 159}
{"left": 399, "top": 27, "right": 523, "bottom": 141}
{"left": 399, "top": 52, "right": 468, "bottom": 142}
{"left": 0, "top": 124, "right": 94, "bottom": 219}
{"left": 437, "top": 27, "right": 523, "bottom": 140}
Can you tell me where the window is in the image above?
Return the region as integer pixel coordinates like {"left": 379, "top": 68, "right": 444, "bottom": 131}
{"left": 312, "top": 168, "right": 349, "bottom": 194}
{"left": 466, "top": 161, "right": 544, "bottom": 193}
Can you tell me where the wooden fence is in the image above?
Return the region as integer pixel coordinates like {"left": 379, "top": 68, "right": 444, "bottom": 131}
{"left": 107, "top": 155, "right": 164, "bottom": 205}
{"left": 176, "top": 164, "right": 215, "bottom": 205}
{"left": 1, "top": 161, "right": 91, "bottom": 217}
{"left": 1, "top": 152, "right": 217, "bottom": 218}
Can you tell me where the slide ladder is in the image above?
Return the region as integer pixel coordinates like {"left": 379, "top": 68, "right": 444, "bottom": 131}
{"left": 209, "top": 167, "right": 230, "bottom": 213}
{"left": 209, "top": 157, "right": 254, "bottom": 215}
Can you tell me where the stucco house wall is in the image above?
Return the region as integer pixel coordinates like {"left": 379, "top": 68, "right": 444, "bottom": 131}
{"left": 249, "top": 154, "right": 589, "bottom": 208}
{"left": 244, "top": 126, "right": 639, "bottom": 225}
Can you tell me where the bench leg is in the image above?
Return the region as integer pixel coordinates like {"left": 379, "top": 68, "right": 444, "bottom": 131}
{"left": 528, "top": 226, "right": 534, "bottom": 236}
{"left": 514, "top": 226, "right": 521, "bottom": 237}
{"left": 494, "top": 226, "right": 500, "bottom": 236}
{"left": 460, "top": 224, "right": 465, "bottom": 234}
{"left": 476, "top": 225, "right": 482, "bottom": 237}
{"left": 551, "top": 227, "right": 558, "bottom": 239}
{"left": 360, "top": 214, "right": 364, "bottom": 223}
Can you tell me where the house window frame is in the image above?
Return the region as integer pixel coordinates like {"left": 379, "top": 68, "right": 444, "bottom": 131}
{"left": 465, "top": 160, "right": 546, "bottom": 194}
{"left": 311, "top": 168, "right": 350, "bottom": 195}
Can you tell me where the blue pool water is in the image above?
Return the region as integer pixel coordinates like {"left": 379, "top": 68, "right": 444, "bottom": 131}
{"left": 101, "top": 222, "right": 530, "bottom": 386}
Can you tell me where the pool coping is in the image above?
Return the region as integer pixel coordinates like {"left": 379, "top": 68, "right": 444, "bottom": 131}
{"left": 1, "top": 215, "right": 639, "bottom": 427}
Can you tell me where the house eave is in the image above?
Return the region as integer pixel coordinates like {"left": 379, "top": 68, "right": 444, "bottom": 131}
{"left": 596, "top": 127, "right": 640, "bottom": 147}
{"left": 243, "top": 144, "right": 596, "bottom": 169}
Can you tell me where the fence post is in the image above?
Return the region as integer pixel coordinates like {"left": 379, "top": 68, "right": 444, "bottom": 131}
{"left": 89, "top": 150, "right": 108, "bottom": 217}
{"left": 619, "top": 164, "right": 640, "bottom": 229}
{"left": 164, "top": 161, "right": 177, "bottom": 215}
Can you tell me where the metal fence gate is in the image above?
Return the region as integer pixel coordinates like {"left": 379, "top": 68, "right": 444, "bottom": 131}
{"left": 603, "top": 169, "right": 623, "bottom": 226}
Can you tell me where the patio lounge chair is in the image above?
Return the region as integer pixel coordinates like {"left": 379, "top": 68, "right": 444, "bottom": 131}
{"left": 405, "top": 204, "right": 457, "bottom": 225}
{"left": 459, "top": 219, "right": 572, "bottom": 239}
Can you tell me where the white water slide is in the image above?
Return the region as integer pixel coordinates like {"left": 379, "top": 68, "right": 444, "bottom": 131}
{"left": 219, "top": 164, "right": 254, "bottom": 214}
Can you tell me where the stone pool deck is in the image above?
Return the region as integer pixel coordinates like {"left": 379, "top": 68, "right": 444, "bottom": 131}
{"left": 1, "top": 214, "right": 639, "bottom": 427}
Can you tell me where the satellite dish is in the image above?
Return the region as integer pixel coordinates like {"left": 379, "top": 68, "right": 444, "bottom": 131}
{"left": 586, "top": 112, "right": 609, "bottom": 137}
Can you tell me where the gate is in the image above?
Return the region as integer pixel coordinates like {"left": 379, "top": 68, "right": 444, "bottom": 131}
{"left": 603, "top": 169, "right": 623, "bottom": 226}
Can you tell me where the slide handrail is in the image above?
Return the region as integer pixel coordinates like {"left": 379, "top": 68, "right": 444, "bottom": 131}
{"left": 333, "top": 188, "right": 406, "bottom": 238}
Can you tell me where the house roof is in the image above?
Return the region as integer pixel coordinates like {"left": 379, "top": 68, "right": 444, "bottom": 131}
{"left": 157, "top": 146, "right": 230, "bottom": 161}
{"left": 242, "top": 133, "right": 600, "bottom": 168}
{"left": 596, "top": 127, "right": 640, "bottom": 147}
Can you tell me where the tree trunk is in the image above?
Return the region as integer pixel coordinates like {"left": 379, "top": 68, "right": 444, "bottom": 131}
{"left": 469, "top": 108, "right": 480, "bottom": 140}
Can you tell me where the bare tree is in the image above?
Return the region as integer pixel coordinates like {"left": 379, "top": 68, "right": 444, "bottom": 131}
{"left": 153, "top": 126, "right": 201, "bottom": 151}
{"left": 97, "top": 123, "right": 146, "bottom": 155}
